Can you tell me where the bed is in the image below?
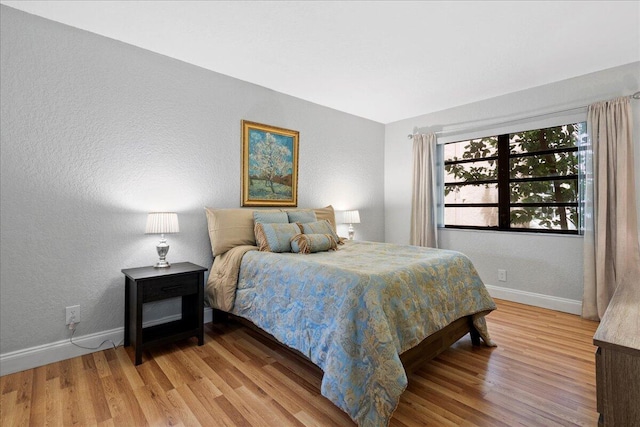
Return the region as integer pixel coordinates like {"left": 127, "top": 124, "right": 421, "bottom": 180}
{"left": 204, "top": 206, "right": 496, "bottom": 426}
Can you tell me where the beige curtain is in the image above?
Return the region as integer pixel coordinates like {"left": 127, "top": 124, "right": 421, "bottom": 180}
{"left": 410, "top": 133, "right": 438, "bottom": 247}
{"left": 583, "top": 97, "right": 640, "bottom": 320}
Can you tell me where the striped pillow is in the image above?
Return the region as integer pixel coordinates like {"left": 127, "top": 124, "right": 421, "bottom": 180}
{"left": 298, "top": 220, "right": 341, "bottom": 244}
{"left": 254, "top": 222, "right": 302, "bottom": 252}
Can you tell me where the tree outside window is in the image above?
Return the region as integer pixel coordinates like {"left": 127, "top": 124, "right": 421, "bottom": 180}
{"left": 443, "top": 122, "right": 586, "bottom": 233}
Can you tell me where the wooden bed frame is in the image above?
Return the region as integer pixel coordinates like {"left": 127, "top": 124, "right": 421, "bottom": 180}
{"left": 212, "top": 309, "right": 482, "bottom": 376}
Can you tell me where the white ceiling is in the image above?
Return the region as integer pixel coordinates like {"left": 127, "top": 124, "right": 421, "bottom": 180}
{"left": 3, "top": 1, "right": 639, "bottom": 123}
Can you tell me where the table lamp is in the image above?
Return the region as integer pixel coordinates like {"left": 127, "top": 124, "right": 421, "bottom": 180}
{"left": 342, "top": 210, "right": 361, "bottom": 240}
{"left": 145, "top": 212, "right": 179, "bottom": 267}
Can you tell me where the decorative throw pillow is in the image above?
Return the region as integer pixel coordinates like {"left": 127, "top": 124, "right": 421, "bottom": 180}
{"left": 253, "top": 210, "right": 289, "bottom": 224}
{"left": 283, "top": 205, "right": 337, "bottom": 232}
{"left": 298, "top": 220, "right": 342, "bottom": 244}
{"left": 287, "top": 209, "right": 317, "bottom": 224}
{"left": 254, "top": 222, "right": 302, "bottom": 252}
{"left": 290, "top": 233, "right": 338, "bottom": 254}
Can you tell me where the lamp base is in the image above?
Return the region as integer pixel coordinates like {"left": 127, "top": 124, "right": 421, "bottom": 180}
{"left": 154, "top": 260, "right": 171, "bottom": 268}
{"left": 154, "top": 236, "right": 171, "bottom": 268}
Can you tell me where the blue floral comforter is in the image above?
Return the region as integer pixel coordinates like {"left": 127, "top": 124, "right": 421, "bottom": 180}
{"left": 230, "top": 240, "right": 496, "bottom": 426}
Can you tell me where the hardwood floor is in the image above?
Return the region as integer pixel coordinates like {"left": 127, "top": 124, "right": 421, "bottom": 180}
{"left": 1, "top": 299, "right": 600, "bottom": 426}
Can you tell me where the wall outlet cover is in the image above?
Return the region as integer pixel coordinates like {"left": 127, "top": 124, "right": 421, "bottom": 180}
{"left": 65, "top": 305, "right": 80, "bottom": 325}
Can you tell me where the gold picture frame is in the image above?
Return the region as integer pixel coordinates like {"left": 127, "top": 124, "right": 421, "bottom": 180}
{"left": 241, "top": 120, "right": 299, "bottom": 207}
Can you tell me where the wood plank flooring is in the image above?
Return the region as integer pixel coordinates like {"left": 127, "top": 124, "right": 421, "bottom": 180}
{"left": 1, "top": 299, "right": 600, "bottom": 426}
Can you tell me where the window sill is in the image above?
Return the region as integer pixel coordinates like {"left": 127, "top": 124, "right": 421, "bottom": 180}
{"left": 438, "top": 226, "right": 584, "bottom": 238}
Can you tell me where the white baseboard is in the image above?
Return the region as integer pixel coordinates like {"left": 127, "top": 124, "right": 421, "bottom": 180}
{"left": 3, "top": 293, "right": 581, "bottom": 377}
{"left": 204, "top": 306, "right": 213, "bottom": 324}
{"left": 2, "top": 293, "right": 580, "bottom": 376}
{"left": 0, "top": 327, "right": 125, "bottom": 377}
{"left": 0, "top": 307, "right": 213, "bottom": 377}
{"left": 485, "top": 284, "right": 582, "bottom": 315}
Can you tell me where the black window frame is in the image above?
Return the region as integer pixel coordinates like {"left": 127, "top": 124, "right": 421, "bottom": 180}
{"left": 443, "top": 127, "right": 581, "bottom": 235}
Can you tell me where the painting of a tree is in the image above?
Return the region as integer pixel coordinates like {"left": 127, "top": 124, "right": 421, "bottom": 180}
{"left": 242, "top": 121, "right": 299, "bottom": 207}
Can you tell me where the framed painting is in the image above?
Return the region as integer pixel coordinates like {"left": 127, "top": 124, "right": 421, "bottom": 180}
{"left": 241, "top": 120, "right": 299, "bottom": 207}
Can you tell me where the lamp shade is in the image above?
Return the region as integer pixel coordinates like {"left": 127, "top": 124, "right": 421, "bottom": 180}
{"left": 145, "top": 212, "right": 179, "bottom": 234}
{"left": 343, "top": 210, "right": 361, "bottom": 224}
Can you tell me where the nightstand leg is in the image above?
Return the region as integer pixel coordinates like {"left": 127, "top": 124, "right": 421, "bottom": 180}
{"left": 135, "top": 285, "right": 144, "bottom": 365}
{"left": 124, "top": 277, "right": 131, "bottom": 347}
{"left": 197, "top": 271, "right": 204, "bottom": 346}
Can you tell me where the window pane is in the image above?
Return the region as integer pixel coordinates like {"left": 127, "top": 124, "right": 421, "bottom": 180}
{"left": 445, "top": 206, "right": 498, "bottom": 227}
{"left": 509, "top": 179, "right": 577, "bottom": 203}
{"left": 445, "top": 183, "right": 498, "bottom": 204}
{"left": 510, "top": 206, "right": 578, "bottom": 230}
{"left": 509, "top": 151, "right": 578, "bottom": 179}
{"left": 509, "top": 123, "right": 585, "bottom": 154}
{"left": 440, "top": 122, "right": 583, "bottom": 233}
{"left": 444, "top": 137, "right": 498, "bottom": 162}
{"left": 445, "top": 159, "right": 497, "bottom": 183}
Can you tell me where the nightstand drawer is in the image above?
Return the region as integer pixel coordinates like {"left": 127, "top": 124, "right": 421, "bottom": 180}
{"left": 143, "top": 275, "right": 198, "bottom": 302}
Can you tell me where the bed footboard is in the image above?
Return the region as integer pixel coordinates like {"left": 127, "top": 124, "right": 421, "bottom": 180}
{"left": 400, "top": 316, "right": 477, "bottom": 374}
{"left": 211, "top": 310, "right": 478, "bottom": 376}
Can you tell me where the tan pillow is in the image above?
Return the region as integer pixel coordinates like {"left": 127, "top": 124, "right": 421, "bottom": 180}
{"left": 204, "top": 208, "right": 256, "bottom": 256}
{"left": 283, "top": 205, "right": 337, "bottom": 232}
{"left": 314, "top": 205, "right": 337, "bottom": 232}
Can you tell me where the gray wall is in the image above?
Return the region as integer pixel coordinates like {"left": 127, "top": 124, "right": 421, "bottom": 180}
{"left": 0, "top": 6, "right": 384, "bottom": 355}
{"left": 385, "top": 62, "right": 640, "bottom": 303}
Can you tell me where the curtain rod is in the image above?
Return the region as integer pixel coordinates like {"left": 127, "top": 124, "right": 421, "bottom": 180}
{"left": 407, "top": 91, "right": 640, "bottom": 139}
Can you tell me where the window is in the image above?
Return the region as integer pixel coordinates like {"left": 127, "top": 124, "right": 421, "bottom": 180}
{"left": 443, "top": 122, "right": 586, "bottom": 233}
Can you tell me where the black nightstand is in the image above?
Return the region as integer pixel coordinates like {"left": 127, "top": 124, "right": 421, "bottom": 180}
{"left": 122, "top": 262, "right": 208, "bottom": 365}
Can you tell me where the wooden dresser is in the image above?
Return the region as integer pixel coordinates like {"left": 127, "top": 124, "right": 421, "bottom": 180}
{"left": 593, "top": 273, "right": 640, "bottom": 426}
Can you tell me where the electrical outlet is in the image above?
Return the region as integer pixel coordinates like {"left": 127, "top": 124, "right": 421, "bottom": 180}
{"left": 66, "top": 305, "right": 80, "bottom": 325}
{"left": 498, "top": 269, "right": 507, "bottom": 282}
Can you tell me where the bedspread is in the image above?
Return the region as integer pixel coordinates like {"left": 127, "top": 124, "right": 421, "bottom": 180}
{"left": 230, "top": 240, "right": 496, "bottom": 426}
